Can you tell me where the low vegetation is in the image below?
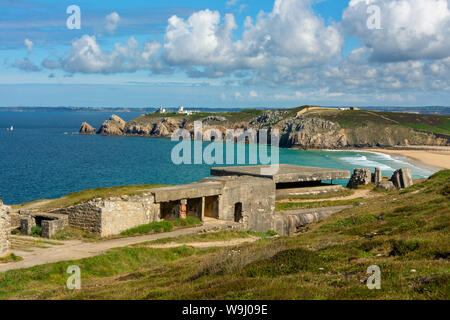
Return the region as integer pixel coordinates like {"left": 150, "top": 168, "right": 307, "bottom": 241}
{"left": 285, "top": 189, "right": 355, "bottom": 201}
{"left": 275, "top": 198, "right": 364, "bottom": 212}
{"left": 1, "top": 171, "right": 449, "bottom": 299}
{"left": 0, "top": 254, "right": 23, "bottom": 264}
{"left": 144, "top": 230, "right": 278, "bottom": 245}
{"left": 120, "top": 217, "right": 202, "bottom": 237}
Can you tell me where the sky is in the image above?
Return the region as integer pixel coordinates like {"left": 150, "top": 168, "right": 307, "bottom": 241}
{"left": 0, "top": 0, "right": 450, "bottom": 108}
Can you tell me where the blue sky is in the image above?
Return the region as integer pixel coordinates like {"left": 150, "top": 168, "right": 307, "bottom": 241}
{"left": 1, "top": 0, "right": 449, "bottom": 108}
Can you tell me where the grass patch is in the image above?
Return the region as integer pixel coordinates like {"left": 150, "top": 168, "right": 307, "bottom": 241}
{"left": 120, "top": 217, "right": 201, "bottom": 237}
{"left": 275, "top": 198, "right": 363, "bottom": 211}
{"left": 286, "top": 189, "right": 355, "bottom": 201}
{"left": 0, "top": 253, "right": 23, "bottom": 264}
{"left": 30, "top": 226, "right": 42, "bottom": 237}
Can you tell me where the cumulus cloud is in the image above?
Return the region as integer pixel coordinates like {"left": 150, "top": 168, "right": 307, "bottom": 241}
{"left": 24, "top": 38, "right": 33, "bottom": 53}
{"left": 163, "top": 0, "right": 343, "bottom": 77}
{"left": 43, "top": 35, "right": 163, "bottom": 74}
{"left": 105, "top": 12, "right": 120, "bottom": 34}
{"left": 343, "top": 0, "right": 450, "bottom": 62}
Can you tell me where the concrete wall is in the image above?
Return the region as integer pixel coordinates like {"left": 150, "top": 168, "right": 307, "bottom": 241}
{"left": 57, "top": 193, "right": 159, "bottom": 237}
{"left": 0, "top": 201, "right": 11, "bottom": 257}
{"left": 216, "top": 176, "right": 276, "bottom": 232}
{"left": 100, "top": 194, "right": 159, "bottom": 237}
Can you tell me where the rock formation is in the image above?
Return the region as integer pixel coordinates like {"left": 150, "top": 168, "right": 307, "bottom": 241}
{"left": 97, "top": 114, "right": 126, "bottom": 135}
{"left": 0, "top": 200, "right": 11, "bottom": 258}
{"left": 391, "top": 168, "right": 413, "bottom": 189}
{"left": 377, "top": 181, "right": 396, "bottom": 190}
{"left": 347, "top": 168, "right": 372, "bottom": 189}
{"left": 372, "top": 167, "right": 382, "bottom": 184}
{"left": 79, "top": 122, "right": 96, "bottom": 134}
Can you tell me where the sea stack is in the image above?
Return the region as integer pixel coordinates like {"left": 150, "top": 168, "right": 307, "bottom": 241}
{"left": 79, "top": 122, "right": 96, "bottom": 134}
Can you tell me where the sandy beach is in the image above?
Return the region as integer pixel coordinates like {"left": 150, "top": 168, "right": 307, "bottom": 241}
{"left": 364, "top": 147, "right": 450, "bottom": 171}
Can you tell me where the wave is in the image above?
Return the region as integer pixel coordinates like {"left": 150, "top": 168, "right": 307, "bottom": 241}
{"left": 339, "top": 155, "right": 394, "bottom": 171}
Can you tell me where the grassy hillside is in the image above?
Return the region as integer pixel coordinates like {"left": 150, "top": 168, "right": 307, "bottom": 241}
{"left": 300, "top": 108, "right": 450, "bottom": 136}
{"left": 1, "top": 171, "right": 448, "bottom": 300}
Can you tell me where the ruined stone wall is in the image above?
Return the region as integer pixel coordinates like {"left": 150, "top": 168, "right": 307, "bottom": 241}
{"left": 217, "top": 176, "right": 276, "bottom": 232}
{"left": 0, "top": 201, "right": 11, "bottom": 257}
{"left": 100, "top": 194, "right": 159, "bottom": 237}
{"left": 57, "top": 200, "right": 103, "bottom": 234}
{"left": 58, "top": 194, "right": 160, "bottom": 237}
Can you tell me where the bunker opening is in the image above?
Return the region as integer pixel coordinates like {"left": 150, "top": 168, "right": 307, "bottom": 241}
{"left": 204, "top": 195, "right": 219, "bottom": 219}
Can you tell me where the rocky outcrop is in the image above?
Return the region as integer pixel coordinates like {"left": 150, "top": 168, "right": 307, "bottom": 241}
{"left": 347, "top": 168, "right": 372, "bottom": 189}
{"left": 279, "top": 117, "right": 348, "bottom": 149}
{"left": 82, "top": 110, "right": 449, "bottom": 150}
{"left": 391, "top": 168, "right": 413, "bottom": 189}
{"left": 372, "top": 168, "right": 382, "bottom": 184}
{"left": 79, "top": 122, "right": 96, "bottom": 134}
{"left": 0, "top": 200, "right": 11, "bottom": 257}
{"left": 250, "top": 110, "right": 288, "bottom": 128}
{"left": 377, "top": 181, "right": 396, "bottom": 190}
{"left": 97, "top": 114, "right": 126, "bottom": 135}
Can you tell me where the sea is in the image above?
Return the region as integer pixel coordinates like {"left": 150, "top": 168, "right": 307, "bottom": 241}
{"left": 0, "top": 111, "right": 434, "bottom": 205}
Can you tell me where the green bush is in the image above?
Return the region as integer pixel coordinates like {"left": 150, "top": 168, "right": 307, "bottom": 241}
{"left": 389, "top": 239, "right": 420, "bottom": 256}
{"left": 242, "top": 248, "right": 323, "bottom": 278}
{"left": 31, "top": 226, "right": 42, "bottom": 237}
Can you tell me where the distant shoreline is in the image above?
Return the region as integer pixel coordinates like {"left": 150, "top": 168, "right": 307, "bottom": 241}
{"left": 363, "top": 147, "right": 450, "bottom": 172}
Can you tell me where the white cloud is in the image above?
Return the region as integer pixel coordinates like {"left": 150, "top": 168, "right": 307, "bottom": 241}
{"left": 44, "top": 35, "right": 162, "bottom": 74}
{"left": 249, "top": 90, "right": 258, "bottom": 97}
{"left": 163, "top": 0, "right": 343, "bottom": 76}
{"left": 105, "top": 12, "right": 120, "bottom": 34}
{"left": 343, "top": 0, "right": 450, "bottom": 62}
{"left": 24, "top": 38, "right": 33, "bottom": 53}
{"left": 226, "top": 0, "right": 239, "bottom": 7}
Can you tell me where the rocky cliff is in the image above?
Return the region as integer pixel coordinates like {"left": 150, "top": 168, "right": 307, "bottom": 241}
{"left": 80, "top": 108, "right": 450, "bottom": 149}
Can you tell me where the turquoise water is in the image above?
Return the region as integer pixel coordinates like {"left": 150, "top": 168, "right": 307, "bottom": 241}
{"left": 0, "top": 111, "right": 433, "bottom": 205}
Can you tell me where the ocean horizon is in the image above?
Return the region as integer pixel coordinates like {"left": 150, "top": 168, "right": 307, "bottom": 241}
{"left": 0, "top": 111, "right": 433, "bottom": 205}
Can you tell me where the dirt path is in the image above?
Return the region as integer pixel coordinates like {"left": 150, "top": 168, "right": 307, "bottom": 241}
{"left": 0, "top": 220, "right": 238, "bottom": 273}
{"left": 145, "top": 237, "right": 258, "bottom": 249}
{"left": 365, "top": 111, "right": 400, "bottom": 124}
{"left": 279, "top": 189, "right": 378, "bottom": 203}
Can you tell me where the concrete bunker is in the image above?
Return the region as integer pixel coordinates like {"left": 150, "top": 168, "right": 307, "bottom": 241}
{"left": 204, "top": 196, "right": 219, "bottom": 219}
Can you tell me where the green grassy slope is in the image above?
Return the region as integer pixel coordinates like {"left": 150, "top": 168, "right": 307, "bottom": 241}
{"left": 1, "top": 171, "right": 449, "bottom": 300}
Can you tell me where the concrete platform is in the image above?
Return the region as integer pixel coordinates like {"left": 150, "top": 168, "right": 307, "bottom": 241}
{"left": 211, "top": 164, "right": 350, "bottom": 183}
{"left": 151, "top": 181, "right": 223, "bottom": 202}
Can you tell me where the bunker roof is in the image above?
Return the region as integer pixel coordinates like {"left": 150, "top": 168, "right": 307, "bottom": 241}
{"left": 211, "top": 164, "right": 350, "bottom": 183}
{"left": 151, "top": 181, "right": 223, "bottom": 202}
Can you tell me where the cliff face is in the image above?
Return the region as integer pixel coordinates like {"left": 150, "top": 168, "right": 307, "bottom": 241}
{"left": 97, "top": 115, "right": 126, "bottom": 135}
{"left": 81, "top": 109, "right": 450, "bottom": 149}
